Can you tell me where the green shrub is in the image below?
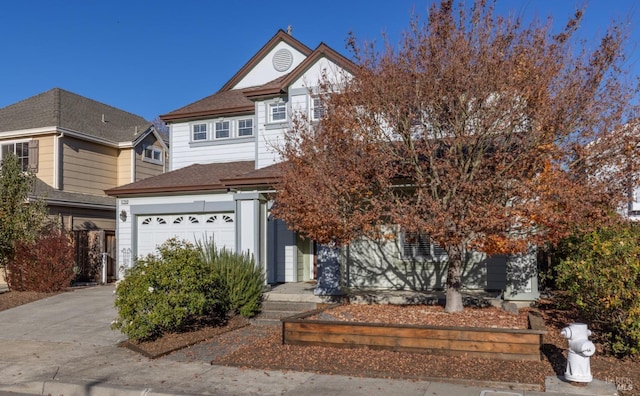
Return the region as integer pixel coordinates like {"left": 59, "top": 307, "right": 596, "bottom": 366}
{"left": 555, "top": 222, "right": 640, "bottom": 357}
{"left": 197, "top": 238, "right": 264, "bottom": 318}
{"left": 7, "top": 227, "right": 75, "bottom": 292}
{"left": 112, "top": 238, "right": 229, "bottom": 341}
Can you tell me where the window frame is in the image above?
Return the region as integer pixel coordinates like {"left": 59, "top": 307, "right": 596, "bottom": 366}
{"left": 1, "top": 140, "right": 31, "bottom": 171}
{"left": 237, "top": 118, "right": 254, "bottom": 137}
{"left": 401, "top": 231, "right": 447, "bottom": 261}
{"left": 310, "top": 96, "right": 325, "bottom": 121}
{"left": 143, "top": 146, "right": 163, "bottom": 164}
{"left": 215, "top": 120, "right": 231, "bottom": 139}
{"left": 269, "top": 102, "right": 287, "bottom": 123}
{"left": 192, "top": 123, "right": 208, "bottom": 141}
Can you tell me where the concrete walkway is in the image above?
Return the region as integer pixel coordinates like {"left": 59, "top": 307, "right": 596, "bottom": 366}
{"left": 0, "top": 285, "right": 617, "bottom": 396}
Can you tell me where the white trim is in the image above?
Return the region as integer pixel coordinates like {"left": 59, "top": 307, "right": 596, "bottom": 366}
{"left": 268, "top": 101, "right": 287, "bottom": 123}
{"left": 191, "top": 122, "right": 208, "bottom": 142}
{"left": 130, "top": 146, "right": 135, "bottom": 183}
{"left": 142, "top": 146, "right": 163, "bottom": 164}
{"left": 53, "top": 133, "right": 60, "bottom": 189}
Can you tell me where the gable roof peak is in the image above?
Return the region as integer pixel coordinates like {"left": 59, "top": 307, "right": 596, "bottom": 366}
{"left": 219, "top": 29, "right": 314, "bottom": 92}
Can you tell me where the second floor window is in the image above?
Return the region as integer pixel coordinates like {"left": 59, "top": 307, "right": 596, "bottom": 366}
{"left": 215, "top": 121, "right": 230, "bottom": 139}
{"left": 143, "top": 147, "right": 162, "bottom": 163}
{"left": 270, "top": 102, "right": 286, "bottom": 122}
{"left": 192, "top": 123, "right": 207, "bottom": 141}
{"left": 1, "top": 142, "right": 30, "bottom": 171}
{"left": 238, "top": 119, "right": 253, "bottom": 137}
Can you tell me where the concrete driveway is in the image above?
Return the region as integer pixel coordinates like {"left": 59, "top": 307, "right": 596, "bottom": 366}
{"left": 0, "top": 285, "right": 613, "bottom": 396}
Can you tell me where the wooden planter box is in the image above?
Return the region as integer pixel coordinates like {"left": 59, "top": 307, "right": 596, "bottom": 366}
{"left": 282, "top": 306, "right": 547, "bottom": 361}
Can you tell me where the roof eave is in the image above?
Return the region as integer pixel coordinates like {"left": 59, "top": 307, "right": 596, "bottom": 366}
{"left": 105, "top": 184, "right": 229, "bottom": 197}
{"left": 160, "top": 105, "right": 255, "bottom": 123}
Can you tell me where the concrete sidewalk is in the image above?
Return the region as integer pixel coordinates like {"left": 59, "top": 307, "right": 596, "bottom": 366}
{"left": 0, "top": 286, "right": 617, "bottom": 396}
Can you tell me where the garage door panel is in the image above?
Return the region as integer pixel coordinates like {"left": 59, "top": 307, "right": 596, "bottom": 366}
{"left": 137, "top": 213, "right": 235, "bottom": 258}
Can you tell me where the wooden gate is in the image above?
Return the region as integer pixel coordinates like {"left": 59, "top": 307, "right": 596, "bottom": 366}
{"left": 72, "top": 230, "right": 117, "bottom": 283}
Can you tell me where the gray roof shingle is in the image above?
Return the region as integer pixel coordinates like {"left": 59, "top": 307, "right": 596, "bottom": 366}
{"left": 0, "top": 88, "right": 151, "bottom": 142}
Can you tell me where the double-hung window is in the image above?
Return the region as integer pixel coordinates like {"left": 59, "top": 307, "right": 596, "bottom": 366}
{"left": 192, "top": 123, "right": 207, "bottom": 141}
{"left": 402, "top": 232, "right": 446, "bottom": 260}
{"left": 1, "top": 142, "right": 30, "bottom": 171}
{"left": 311, "top": 96, "right": 324, "bottom": 121}
{"left": 269, "top": 102, "right": 286, "bottom": 122}
{"left": 238, "top": 119, "right": 253, "bottom": 137}
{"left": 215, "top": 121, "right": 230, "bottom": 139}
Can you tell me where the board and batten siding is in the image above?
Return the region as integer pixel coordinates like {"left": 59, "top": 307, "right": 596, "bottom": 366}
{"left": 170, "top": 121, "right": 256, "bottom": 171}
{"left": 61, "top": 136, "right": 118, "bottom": 195}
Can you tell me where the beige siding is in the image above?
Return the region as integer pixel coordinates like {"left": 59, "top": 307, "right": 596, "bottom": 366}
{"left": 134, "top": 135, "right": 165, "bottom": 182}
{"left": 117, "top": 148, "right": 133, "bottom": 186}
{"left": 34, "top": 134, "right": 56, "bottom": 187}
{"left": 48, "top": 205, "right": 116, "bottom": 231}
{"left": 61, "top": 136, "right": 118, "bottom": 195}
{"left": 0, "top": 132, "right": 57, "bottom": 187}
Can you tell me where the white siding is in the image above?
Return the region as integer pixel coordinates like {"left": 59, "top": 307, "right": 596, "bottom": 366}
{"left": 290, "top": 57, "right": 351, "bottom": 90}
{"left": 170, "top": 121, "right": 256, "bottom": 171}
{"left": 239, "top": 200, "right": 255, "bottom": 256}
{"left": 345, "top": 237, "right": 493, "bottom": 290}
{"left": 256, "top": 99, "right": 286, "bottom": 169}
{"left": 233, "top": 41, "right": 308, "bottom": 90}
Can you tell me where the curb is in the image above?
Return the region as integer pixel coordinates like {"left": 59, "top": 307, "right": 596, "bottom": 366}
{"left": 0, "top": 380, "right": 203, "bottom": 396}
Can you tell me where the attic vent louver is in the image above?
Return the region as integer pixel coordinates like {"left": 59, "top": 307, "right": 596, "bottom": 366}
{"left": 273, "top": 48, "right": 293, "bottom": 72}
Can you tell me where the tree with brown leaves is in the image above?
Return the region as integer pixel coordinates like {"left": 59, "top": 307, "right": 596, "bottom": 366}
{"left": 274, "top": 0, "right": 638, "bottom": 312}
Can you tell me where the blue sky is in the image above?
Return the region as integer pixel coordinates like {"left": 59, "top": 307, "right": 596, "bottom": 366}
{"left": 0, "top": 1, "right": 638, "bottom": 121}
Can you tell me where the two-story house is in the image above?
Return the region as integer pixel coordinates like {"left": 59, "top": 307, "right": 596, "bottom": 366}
{"left": 0, "top": 88, "right": 168, "bottom": 282}
{"left": 106, "top": 30, "right": 538, "bottom": 300}
{"left": 105, "top": 30, "right": 349, "bottom": 284}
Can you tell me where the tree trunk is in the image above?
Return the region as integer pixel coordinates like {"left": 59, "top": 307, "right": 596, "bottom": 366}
{"left": 444, "top": 248, "right": 464, "bottom": 313}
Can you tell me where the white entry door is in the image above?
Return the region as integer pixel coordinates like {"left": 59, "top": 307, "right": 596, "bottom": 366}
{"left": 136, "top": 213, "right": 235, "bottom": 258}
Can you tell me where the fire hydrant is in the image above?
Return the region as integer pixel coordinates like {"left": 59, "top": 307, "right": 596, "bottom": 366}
{"left": 561, "top": 323, "right": 596, "bottom": 383}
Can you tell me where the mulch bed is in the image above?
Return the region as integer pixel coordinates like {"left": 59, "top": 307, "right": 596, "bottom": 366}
{"left": 119, "top": 315, "right": 251, "bottom": 359}
{"left": 2, "top": 289, "right": 638, "bottom": 394}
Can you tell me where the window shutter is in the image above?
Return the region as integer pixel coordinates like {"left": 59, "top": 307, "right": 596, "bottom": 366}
{"left": 28, "top": 140, "right": 39, "bottom": 172}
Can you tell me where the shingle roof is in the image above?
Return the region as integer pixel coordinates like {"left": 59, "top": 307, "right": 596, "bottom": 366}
{"left": 0, "top": 88, "right": 151, "bottom": 143}
{"left": 160, "top": 30, "right": 356, "bottom": 123}
{"left": 160, "top": 90, "right": 254, "bottom": 122}
{"left": 32, "top": 179, "right": 115, "bottom": 208}
{"left": 105, "top": 161, "right": 256, "bottom": 196}
{"left": 220, "top": 162, "right": 283, "bottom": 188}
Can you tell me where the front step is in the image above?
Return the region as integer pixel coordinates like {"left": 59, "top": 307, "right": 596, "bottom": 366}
{"left": 251, "top": 300, "right": 318, "bottom": 325}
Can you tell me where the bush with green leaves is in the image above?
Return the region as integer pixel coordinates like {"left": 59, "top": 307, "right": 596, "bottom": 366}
{"left": 197, "top": 238, "right": 264, "bottom": 318}
{"left": 112, "top": 238, "right": 230, "bottom": 341}
{"left": 555, "top": 222, "right": 640, "bottom": 357}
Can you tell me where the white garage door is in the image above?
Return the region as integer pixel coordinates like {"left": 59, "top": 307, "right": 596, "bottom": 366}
{"left": 137, "top": 213, "right": 235, "bottom": 257}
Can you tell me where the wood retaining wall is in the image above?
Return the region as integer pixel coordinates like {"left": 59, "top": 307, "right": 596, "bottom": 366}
{"left": 282, "top": 306, "right": 547, "bottom": 361}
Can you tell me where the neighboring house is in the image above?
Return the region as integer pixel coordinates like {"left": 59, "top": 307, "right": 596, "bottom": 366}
{"left": 0, "top": 88, "right": 168, "bottom": 282}
{"left": 106, "top": 30, "right": 538, "bottom": 300}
